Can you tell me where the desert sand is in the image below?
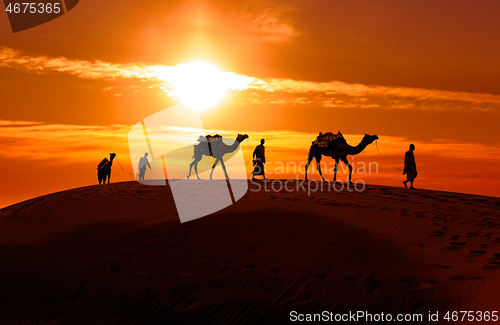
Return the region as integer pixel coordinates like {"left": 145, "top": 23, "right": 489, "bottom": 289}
{"left": 1, "top": 180, "right": 500, "bottom": 324}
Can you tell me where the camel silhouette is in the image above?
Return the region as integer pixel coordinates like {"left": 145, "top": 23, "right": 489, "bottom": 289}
{"left": 187, "top": 134, "right": 249, "bottom": 180}
{"left": 97, "top": 153, "right": 116, "bottom": 184}
{"left": 305, "top": 133, "right": 378, "bottom": 183}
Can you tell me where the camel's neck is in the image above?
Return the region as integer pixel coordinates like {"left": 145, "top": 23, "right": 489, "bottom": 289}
{"left": 346, "top": 140, "right": 367, "bottom": 155}
{"left": 109, "top": 156, "right": 115, "bottom": 165}
{"left": 227, "top": 138, "right": 242, "bottom": 153}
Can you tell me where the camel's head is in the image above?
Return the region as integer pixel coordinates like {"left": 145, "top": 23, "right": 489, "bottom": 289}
{"left": 110, "top": 153, "right": 117, "bottom": 159}
{"left": 362, "top": 134, "right": 378, "bottom": 145}
{"left": 237, "top": 134, "right": 249, "bottom": 142}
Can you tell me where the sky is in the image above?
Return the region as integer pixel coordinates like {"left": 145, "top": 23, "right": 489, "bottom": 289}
{"left": 1, "top": 0, "right": 500, "bottom": 207}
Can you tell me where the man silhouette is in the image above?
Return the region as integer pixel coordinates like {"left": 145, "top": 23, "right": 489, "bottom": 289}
{"left": 251, "top": 139, "right": 268, "bottom": 181}
{"left": 138, "top": 152, "right": 151, "bottom": 181}
{"left": 403, "top": 144, "right": 417, "bottom": 189}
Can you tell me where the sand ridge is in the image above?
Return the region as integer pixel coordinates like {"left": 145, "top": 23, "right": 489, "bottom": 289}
{"left": 0, "top": 181, "right": 499, "bottom": 324}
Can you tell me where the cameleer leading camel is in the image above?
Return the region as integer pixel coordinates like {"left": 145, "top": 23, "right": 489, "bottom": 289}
{"left": 187, "top": 134, "right": 249, "bottom": 180}
{"left": 305, "top": 134, "right": 378, "bottom": 183}
{"left": 97, "top": 153, "right": 116, "bottom": 184}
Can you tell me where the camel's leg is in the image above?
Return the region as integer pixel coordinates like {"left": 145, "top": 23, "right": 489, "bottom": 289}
{"left": 316, "top": 161, "right": 326, "bottom": 182}
{"left": 210, "top": 158, "right": 220, "bottom": 180}
{"left": 188, "top": 159, "right": 201, "bottom": 180}
{"left": 193, "top": 163, "right": 202, "bottom": 180}
{"left": 187, "top": 161, "right": 194, "bottom": 179}
{"left": 107, "top": 172, "right": 111, "bottom": 184}
{"left": 305, "top": 156, "right": 313, "bottom": 181}
{"left": 219, "top": 158, "right": 230, "bottom": 180}
{"left": 341, "top": 157, "right": 353, "bottom": 183}
{"left": 188, "top": 152, "right": 203, "bottom": 180}
{"left": 333, "top": 159, "right": 339, "bottom": 183}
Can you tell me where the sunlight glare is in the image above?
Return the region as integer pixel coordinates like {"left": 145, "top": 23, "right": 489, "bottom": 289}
{"left": 162, "top": 61, "right": 248, "bottom": 111}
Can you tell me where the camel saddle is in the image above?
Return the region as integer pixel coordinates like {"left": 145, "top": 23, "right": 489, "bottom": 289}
{"left": 313, "top": 131, "right": 344, "bottom": 147}
{"left": 197, "top": 134, "right": 222, "bottom": 155}
{"left": 97, "top": 158, "right": 109, "bottom": 170}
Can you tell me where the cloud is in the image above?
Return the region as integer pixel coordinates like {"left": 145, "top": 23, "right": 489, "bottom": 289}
{"left": 0, "top": 47, "right": 148, "bottom": 80}
{"left": 2, "top": 47, "right": 500, "bottom": 111}
{"left": 207, "top": 0, "right": 300, "bottom": 43}
{"left": 238, "top": 11, "right": 300, "bottom": 43}
{"left": 257, "top": 79, "right": 500, "bottom": 107}
{"left": 0, "top": 47, "right": 256, "bottom": 96}
{"left": 0, "top": 121, "right": 131, "bottom": 163}
{"left": 0, "top": 120, "right": 45, "bottom": 127}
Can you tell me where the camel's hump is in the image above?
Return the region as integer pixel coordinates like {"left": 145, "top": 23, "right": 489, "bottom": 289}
{"left": 316, "top": 131, "right": 343, "bottom": 142}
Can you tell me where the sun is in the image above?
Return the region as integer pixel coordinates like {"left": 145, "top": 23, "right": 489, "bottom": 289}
{"left": 166, "top": 61, "right": 231, "bottom": 112}
{"left": 152, "top": 61, "right": 255, "bottom": 112}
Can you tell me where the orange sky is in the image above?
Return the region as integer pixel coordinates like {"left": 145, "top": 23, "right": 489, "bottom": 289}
{"left": 1, "top": 0, "right": 500, "bottom": 207}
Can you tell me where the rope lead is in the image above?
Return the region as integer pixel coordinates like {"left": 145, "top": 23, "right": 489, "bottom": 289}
{"left": 115, "top": 157, "right": 135, "bottom": 176}
{"left": 375, "top": 141, "right": 403, "bottom": 172}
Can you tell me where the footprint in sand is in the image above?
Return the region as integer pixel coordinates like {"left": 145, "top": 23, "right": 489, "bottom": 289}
{"left": 484, "top": 254, "right": 500, "bottom": 267}
{"left": 243, "top": 263, "right": 257, "bottom": 270}
{"left": 423, "top": 278, "right": 438, "bottom": 285}
{"left": 451, "top": 275, "right": 469, "bottom": 280}
{"left": 431, "top": 230, "right": 446, "bottom": 237}
{"left": 343, "top": 276, "right": 361, "bottom": 285}
{"left": 444, "top": 242, "right": 467, "bottom": 251}
{"left": 400, "top": 208, "right": 411, "bottom": 217}
{"left": 431, "top": 226, "right": 449, "bottom": 237}
{"left": 248, "top": 244, "right": 260, "bottom": 251}
{"left": 314, "top": 273, "right": 327, "bottom": 281}
{"left": 449, "top": 242, "right": 467, "bottom": 246}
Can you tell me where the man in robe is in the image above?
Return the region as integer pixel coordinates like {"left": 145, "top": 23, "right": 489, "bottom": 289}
{"left": 138, "top": 152, "right": 151, "bottom": 181}
{"left": 251, "top": 139, "right": 268, "bottom": 181}
{"left": 403, "top": 144, "right": 417, "bottom": 189}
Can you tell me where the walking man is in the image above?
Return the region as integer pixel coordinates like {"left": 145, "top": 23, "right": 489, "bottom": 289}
{"left": 138, "top": 152, "right": 151, "bottom": 181}
{"left": 251, "top": 139, "right": 268, "bottom": 181}
{"left": 403, "top": 144, "right": 417, "bottom": 189}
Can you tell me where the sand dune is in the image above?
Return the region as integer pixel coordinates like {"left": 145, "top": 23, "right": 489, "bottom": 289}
{"left": 1, "top": 181, "right": 499, "bottom": 324}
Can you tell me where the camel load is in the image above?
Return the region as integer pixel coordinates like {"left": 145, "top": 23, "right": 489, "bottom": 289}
{"left": 97, "top": 158, "right": 109, "bottom": 169}
{"left": 312, "top": 131, "right": 344, "bottom": 147}
{"left": 195, "top": 134, "right": 223, "bottom": 156}
{"left": 196, "top": 134, "right": 223, "bottom": 144}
